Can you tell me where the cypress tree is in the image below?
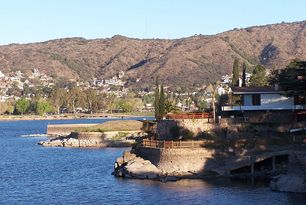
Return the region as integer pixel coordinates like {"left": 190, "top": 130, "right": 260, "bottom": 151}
{"left": 249, "top": 65, "right": 267, "bottom": 86}
{"left": 159, "top": 83, "right": 165, "bottom": 119}
{"left": 154, "top": 77, "right": 160, "bottom": 120}
{"left": 242, "top": 62, "right": 247, "bottom": 87}
{"left": 232, "top": 58, "right": 240, "bottom": 86}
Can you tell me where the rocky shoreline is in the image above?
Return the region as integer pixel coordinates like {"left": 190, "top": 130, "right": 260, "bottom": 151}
{"left": 38, "top": 132, "right": 147, "bottom": 148}
{"left": 113, "top": 151, "right": 180, "bottom": 182}
{"left": 38, "top": 136, "right": 136, "bottom": 148}
{"left": 113, "top": 148, "right": 306, "bottom": 192}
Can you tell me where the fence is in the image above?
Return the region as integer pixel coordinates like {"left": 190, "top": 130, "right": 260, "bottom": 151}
{"left": 141, "top": 139, "right": 212, "bottom": 149}
{"left": 166, "top": 113, "right": 212, "bottom": 120}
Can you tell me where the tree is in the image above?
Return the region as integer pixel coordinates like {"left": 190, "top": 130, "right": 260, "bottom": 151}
{"left": 232, "top": 58, "right": 240, "bottom": 86}
{"left": 15, "top": 98, "right": 30, "bottom": 115}
{"left": 0, "top": 102, "right": 8, "bottom": 114}
{"left": 249, "top": 65, "right": 268, "bottom": 86}
{"left": 115, "top": 97, "right": 143, "bottom": 112}
{"left": 49, "top": 87, "right": 67, "bottom": 114}
{"left": 159, "top": 83, "right": 165, "bottom": 118}
{"left": 242, "top": 62, "right": 247, "bottom": 87}
{"left": 104, "top": 93, "right": 116, "bottom": 113}
{"left": 197, "top": 100, "right": 209, "bottom": 112}
{"left": 67, "top": 86, "right": 84, "bottom": 113}
{"left": 84, "top": 88, "right": 98, "bottom": 114}
{"left": 207, "top": 82, "right": 219, "bottom": 123}
{"left": 270, "top": 60, "right": 306, "bottom": 96}
{"left": 165, "top": 98, "right": 180, "bottom": 113}
{"left": 35, "top": 99, "right": 53, "bottom": 116}
{"left": 6, "top": 102, "right": 15, "bottom": 115}
{"left": 154, "top": 77, "right": 160, "bottom": 120}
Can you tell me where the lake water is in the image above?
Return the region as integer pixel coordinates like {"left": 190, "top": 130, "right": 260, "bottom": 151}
{"left": 0, "top": 118, "right": 306, "bottom": 205}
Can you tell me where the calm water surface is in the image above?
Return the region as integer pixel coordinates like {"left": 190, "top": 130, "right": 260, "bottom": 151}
{"left": 0, "top": 118, "right": 306, "bottom": 205}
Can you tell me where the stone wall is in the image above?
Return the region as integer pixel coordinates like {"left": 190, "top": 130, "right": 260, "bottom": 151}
{"left": 157, "top": 119, "right": 215, "bottom": 139}
{"left": 135, "top": 147, "right": 217, "bottom": 175}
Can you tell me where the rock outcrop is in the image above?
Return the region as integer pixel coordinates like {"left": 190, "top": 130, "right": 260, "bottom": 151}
{"left": 38, "top": 136, "right": 108, "bottom": 147}
{"left": 113, "top": 151, "right": 162, "bottom": 180}
{"left": 38, "top": 131, "right": 146, "bottom": 148}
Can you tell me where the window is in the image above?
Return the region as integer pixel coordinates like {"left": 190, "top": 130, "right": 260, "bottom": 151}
{"left": 252, "top": 94, "right": 261, "bottom": 106}
{"left": 294, "top": 95, "right": 305, "bottom": 105}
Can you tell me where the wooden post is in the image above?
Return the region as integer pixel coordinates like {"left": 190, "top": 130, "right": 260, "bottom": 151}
{"left": 251, "top": 160, "right": 254, "bottom": 176}
{"left": 249, "top": 156, "right": 254, "bottom": 176}
{"left": 272, "top": 156, "right": 276, "bottom": 171}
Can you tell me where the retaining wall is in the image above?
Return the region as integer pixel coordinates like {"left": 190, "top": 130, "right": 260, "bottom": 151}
{"left": 135, "top": 147, "right": 217, "bottom": 174}
{"left": 70, "top": 130, "right": 141, "bottom": 141}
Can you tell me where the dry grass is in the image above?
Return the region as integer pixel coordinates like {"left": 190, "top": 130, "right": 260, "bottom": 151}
{"left": 0, "top": 21, "right": 304, "bottom": 87}
{"left": 76, "top": 120, "right": 143, "bottom": 132}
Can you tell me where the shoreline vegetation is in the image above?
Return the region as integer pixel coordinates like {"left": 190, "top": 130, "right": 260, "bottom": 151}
{"left": 0, "top": 112, "right": 154, "bottom": 121}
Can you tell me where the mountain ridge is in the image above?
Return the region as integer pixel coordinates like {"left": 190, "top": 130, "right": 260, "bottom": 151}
{"left": 0, "top": 20, "right": 305, "bottom": 88}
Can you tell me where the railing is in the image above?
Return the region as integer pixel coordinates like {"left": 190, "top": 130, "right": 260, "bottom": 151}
{"left": 166, "top": 113, "right": 212, "bottom": 120}
{"left": 141, "top": 139, "right": 212, "bottom": 149}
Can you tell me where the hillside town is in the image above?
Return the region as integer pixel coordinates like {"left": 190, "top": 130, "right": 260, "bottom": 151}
{"left": 0, "top": 64, "right": 253, "bottom": 115}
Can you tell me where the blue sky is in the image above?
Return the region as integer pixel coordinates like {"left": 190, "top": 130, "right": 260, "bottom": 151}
{"left": 0, "top": 0, "right": 305, "bottom": 45}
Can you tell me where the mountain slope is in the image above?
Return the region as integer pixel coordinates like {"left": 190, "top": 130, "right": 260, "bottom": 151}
{"left": 0, "top": 21, "right": 305, "bottom": 88}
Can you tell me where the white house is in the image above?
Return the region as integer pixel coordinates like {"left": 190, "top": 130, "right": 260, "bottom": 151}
{"left": 222, "top": 86, "right": 306, "bottom": 111}
{"left": 0, "top": 71, "right": 5, "bottom": 78}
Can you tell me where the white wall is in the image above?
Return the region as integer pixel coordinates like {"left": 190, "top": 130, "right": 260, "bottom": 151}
{"left": 222, "top": 93, "right": 299, "bottom": 111}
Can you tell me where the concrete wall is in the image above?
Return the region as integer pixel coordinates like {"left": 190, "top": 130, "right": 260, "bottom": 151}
{"left": 47, "top": 124, "right": 97, "bottom": 135}
{"left": 70, "top": 132, "right": 106, "bottom": 142}
{"left": 135, "top": 147, "right": 216, "bottom": 174}
{"left": 70, "top": 130, "right": 141, "bottom": 141}
{"left": 157, "top": 119, "right": 215, "bottom": 139}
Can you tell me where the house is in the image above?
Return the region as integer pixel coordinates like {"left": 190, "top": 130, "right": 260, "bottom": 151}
{"left": 0, "top": 71, "right": 5, "bottom": 78}
{"left": 222, "top": 86, "right": 306, "bottom": 111}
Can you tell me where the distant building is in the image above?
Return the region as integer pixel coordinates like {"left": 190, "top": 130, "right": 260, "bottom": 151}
{"left": 217, "top": 87, "right": 226, "bottom": 95}
{"left": 0, "top": 71, "right": 5, "bottom": 78}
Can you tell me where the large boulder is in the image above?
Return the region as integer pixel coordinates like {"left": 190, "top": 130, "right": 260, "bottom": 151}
{"left": 38, "top": 139, "right": 63, "bottom": 147}
{"left": 124, "top": 157, "right": 160, "bottom": 179}
{"left": 113, "top": 151, "right": 161, "bottom": 180}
